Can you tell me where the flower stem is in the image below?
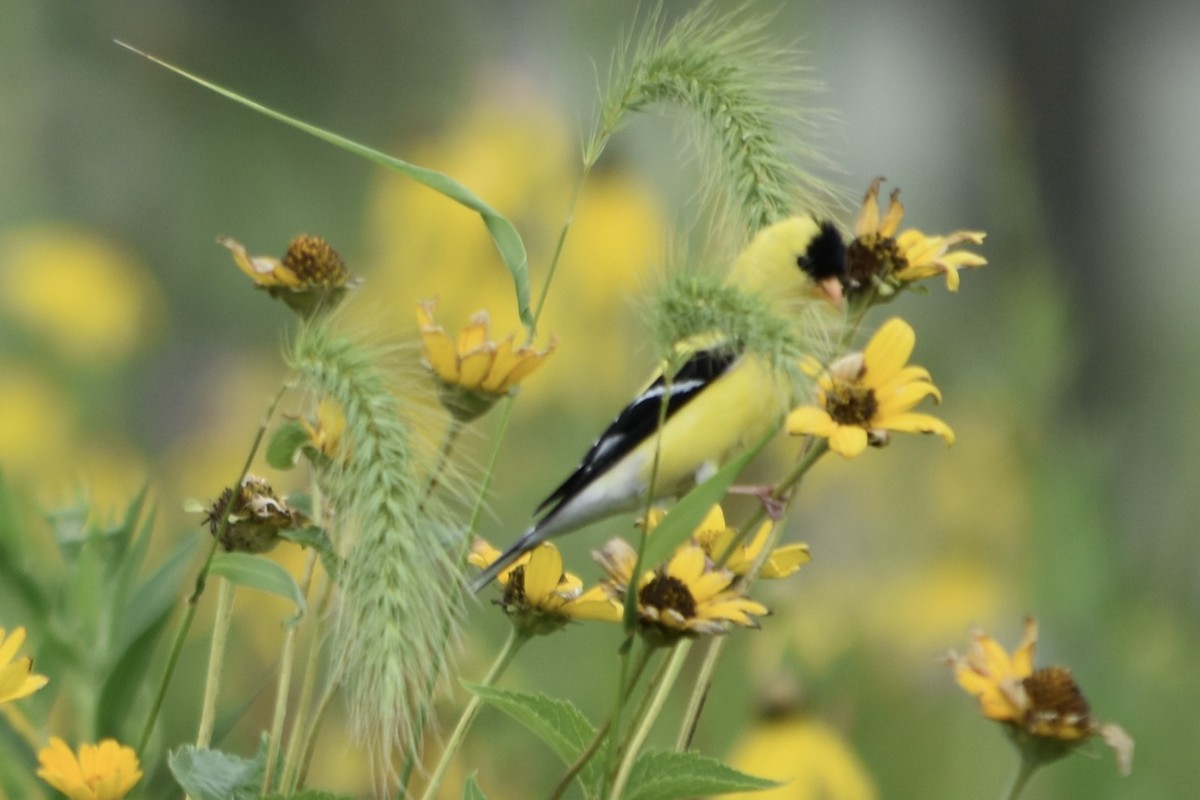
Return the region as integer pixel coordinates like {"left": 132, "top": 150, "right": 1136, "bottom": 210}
{"left": 261, "top": 548, "right": 318, "bottom": 795}
{"left": 280, "top": 562, "right": 332, "bottom": 794}
{"left": 293, "top": 673, "right": 340, "bottom": 791}
{"left": 195, "top": 577, "right": 236, "bottom": 749}
{"left": 1003, "top": 754, "right": 1040, "bottom": 800}
{"left": 608, "top": 638, "right": 690, "bottom": 800}
{"left": 1, "top": 704, "right": 40, "bottom": 751}
{"left": 418, "top": 628, "right": 528, "bottom": 800}
{"left": 418, "top": 418, "right": 463, "bottom": 512}
{"left": 137, "top": 382, "right": 289, "bottom": 754}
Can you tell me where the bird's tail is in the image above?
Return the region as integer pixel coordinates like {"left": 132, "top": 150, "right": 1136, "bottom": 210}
{"left": 468, "top": 525, "right": 541, "bottom": 594}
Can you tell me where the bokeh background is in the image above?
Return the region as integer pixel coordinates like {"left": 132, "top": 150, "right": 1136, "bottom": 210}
{"left": 2, "top": 1, "right": 1197, "bottom": 798}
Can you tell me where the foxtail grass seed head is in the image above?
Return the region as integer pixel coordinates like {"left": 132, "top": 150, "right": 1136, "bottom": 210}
{"left": 37, "top": 737, "right": 143, "bottom": 800}
{"left": 417, "top": 300, "right": 554, "bottom": 422}
{"left": 787, "top": 318, "right": 954, "bottom": 458}
{"left": 291, "top": 320, "right": 466, "bottom": 792}
{"left": 844, "top": 178, "right": 986, "bottom": 306}
{"left": 220, "top": 234, "right": 359, "bottom": 318}
{"left": 0, "top": 626, "right": 49, "bottom": 704}
{"left": 470, "top": 539, "right": 621, "bottom": 635}
{"left": 203, "top": 475, "right": 306, "bottom": 553}
{"left": 947, "top": 618, "right": 1134, "bottom": 776}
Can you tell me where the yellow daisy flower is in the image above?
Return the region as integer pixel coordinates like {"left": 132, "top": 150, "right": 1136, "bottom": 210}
{"left": 947, "top": 618, "right": 1134, "bottom": 775}
{"left": 0, "top": 627, "right": 48, "bottom": 704}
{"left": 845, "top": 178, "right": 986, "bottom": 299}
{"left": 595, "top": 539, "right": 768, "bottom": 638}
{"left": 220, "top": 234, "right": 357, "bottom": 317}
{"left": 726, "top": 714, "right": 878, "bottom": 800}
{"left": 786, "top": 318, "right": 953, "bottom": 458}
{"left": 417, "top": 300, "right": 555, "bottom": 422}
{"left": 646, "top": 505, "right": 811, "bottom": 579}
{"left": 470, "top": 539, "right": 620, "bottom": 633}
{"left": 37, "top": 737, "right": 143, "bottom": 800}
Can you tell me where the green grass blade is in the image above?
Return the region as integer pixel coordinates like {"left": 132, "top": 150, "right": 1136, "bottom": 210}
{"left": 115, "top": 40, "right": 533, "bottom": 330}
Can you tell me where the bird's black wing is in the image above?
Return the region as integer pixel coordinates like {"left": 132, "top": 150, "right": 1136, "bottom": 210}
{"left": 534, "top": 347, "right": 739, "bottom": 518}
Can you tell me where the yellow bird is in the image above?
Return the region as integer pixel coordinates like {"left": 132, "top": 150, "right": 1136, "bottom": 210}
{"left": 470, "top": 216, "right": 846, "bottom": 592}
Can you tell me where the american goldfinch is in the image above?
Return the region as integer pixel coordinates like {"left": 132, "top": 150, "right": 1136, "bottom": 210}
{"left": 470, "top": 217, "right": 846, "bottom": 593}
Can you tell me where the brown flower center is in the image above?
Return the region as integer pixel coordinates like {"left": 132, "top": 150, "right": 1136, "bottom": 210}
{"left": 639, "top": 574, "right": 697, "bottom": 619}
{"left": 283, "top": 235, "right": 349, "bottom": 286}
{"left": 502, "top": 565, "right": 528, "bottom": 607}
{"left": 1022, "top": 667, "right": 1093, "bottom": 736}
{"left": 845, "top": 233, "right": 906, "bottom": 293}
{"left": 826, "top": 382, "right": 878, "bottom": 426}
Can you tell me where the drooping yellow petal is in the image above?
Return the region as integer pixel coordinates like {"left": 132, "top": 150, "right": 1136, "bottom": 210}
{"left": 785, "top": 406, "right": 837, "bottom": 437}
{"left": 524, "top": 544, "right": 564, "bottom": 604}
{"left": 880, "top": 412, "right": 955, "bottom": 445}
{"left": 875, "top": 381, "right": 942, "bottom": 417}
{"left": 828, "top": 425, "right": 869, "bottom": 458}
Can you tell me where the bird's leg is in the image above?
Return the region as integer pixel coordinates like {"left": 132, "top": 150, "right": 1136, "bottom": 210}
{"left": 726, "top": 484, "right": 788, "bottom": 521}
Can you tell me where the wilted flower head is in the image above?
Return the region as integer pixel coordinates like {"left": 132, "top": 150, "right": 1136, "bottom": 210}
{"left": 0, "top": 626, "right": 48, "bottom": 704}
{"left": 417, "top": 300, "right": 554, "bottom": 422}
{"left": 469, "top": 538, "right": 620, "bottom": 634}
{"left": 844, "top": 178, "right": 986, "bottom": 302}
{"left": 595, "top": 538, "right": 768, "bottom": 640}
{"left": 202, "top": 475, "right": 306, "bottom": 553}
{"left": 220, "top": 234, "right": 358, "bottom": 317}
{"left": 37, "top": 737, "right": 143, "bottom": 800}
{"left": 786, "top": 318, "right": 953, "bottom": 458}
{"left": 947, "top": 618, "right": 1133, "bottom": 776}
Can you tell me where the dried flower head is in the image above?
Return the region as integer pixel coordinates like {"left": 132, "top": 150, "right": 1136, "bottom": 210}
{"left": 786, "top": 318, "right": 953, "bottom": 458}
{"left": 202, "top": 475, "right": 306, "bottom": 553}
{"left": 947, "top": 618, "right": 1133, "bottom": 776}
{"left": 844, "top": 178, "right": 986, "bottom": 303}
{"left": 220, "top": 234, "right": 358, "bottom": 317}
{"left": 417, "top": 300, "right": 554, "bottom": 422}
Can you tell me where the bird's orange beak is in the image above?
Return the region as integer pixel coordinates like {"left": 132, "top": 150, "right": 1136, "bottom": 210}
{"left": 818, "top": 276, "right": 844, "bottom": 309}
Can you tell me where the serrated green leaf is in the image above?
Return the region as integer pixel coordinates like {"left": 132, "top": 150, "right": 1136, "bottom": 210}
{"left": 623, "top": 750, "right": 779, "bottom": 800}
{"left": 462, "top": 774, "right": 488, "bottom": 800}
{"left": 465, "top": 682, "right": 604, "bottom": 793}
{"left": 168, "top": 742, "right": 267, "bottom": 800}
{"left": 266, "top": 420, "right": 310, "bottom": 470}
{"left": 117, "top": 42, "right": 533, "bottom": 331}
{"left": 210, "top": 552, "right": 305, "bottom": 616}
{"left": 279, "top": 525, "right": 342, "bottom": 582}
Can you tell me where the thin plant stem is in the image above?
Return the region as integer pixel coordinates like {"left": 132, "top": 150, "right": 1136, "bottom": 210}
{"left": 293, "top": 673, "right": 340, "bottom": 792}
{"left": 674, "top": 638, "right": 719, "bottom": 751}
{"left": 418, "top": 628, "right": 528, "bottom": 800}
{"left": 137, "top": 382, "right": 289, "bottom": 754}
{"left": 1, "top": 704, "right": 40, "bottom": 751}
{"left": 261, "top": 548, "right": 319, "bottom": 794}
{"left": 279, "top": 563, "right": 331, "bottom": 794}
{"left": 549, "top": 640, "right": 659, "bottom": 800}
{"left": 195, "top": 577, "right": 236, "bottom": 749}
{"left": 1004, "top": 754, "right": 1039, "bottom": 800}
{"left": 608, "top": 638, "right": 690, "bottom": 800}
{"left": 418, "top": 418, "right": 464, "bottom": 512}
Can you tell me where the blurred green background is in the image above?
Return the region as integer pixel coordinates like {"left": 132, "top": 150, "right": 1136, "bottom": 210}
{"left": 1, "top": 1, "right": 1197, "bottom": 798}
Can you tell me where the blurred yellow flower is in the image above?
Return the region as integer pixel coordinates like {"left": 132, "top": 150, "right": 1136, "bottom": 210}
{"left": 299, "top": 396, "right": 348, "bottom": 463}
{"left": 726, "top": 715, "right": 878, "bottom": 800}
{"left": 595, "top": 539, "right": 767, "bottom": 637}
{"left": 646, "top": 505, "right": 811, "bottom": 579}
{"left": 0, "top": 627, "right": 48, "bottom": 704}
{"left": 845, "top": 178, "right": 986, "bottom": 298}
{"left": 220, "top": 234, "right": 357, "bottom": 317}
{"left": 0, "top": 225, "right": 163, "bottom": 363}
{"left": 0, "top": 362, "right": 75, "bottom": 475}
{"left": 469, "top": 538, "right": 620, "bottom": 632}
{"left": 786, "top": 318, "right": 953, "bottom": 458}
{"left": 37, "top": 737, "right": 143, "bottom": 800}
{"left": 417, "top": 300, "right": 554, "bottom": 421}
{"left": 947, "top": 618, "right": 1134, "bottom": 775}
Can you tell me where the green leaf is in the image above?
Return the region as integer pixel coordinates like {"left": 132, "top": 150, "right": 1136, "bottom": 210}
{"left": 279, "top": 525, "right": 342, "bottom": 582}
{"left": 117, "top": 42, "right": 533, "bottom": 331}
{"left": 623, "top": 750, "right": 779, "bottom": 800}
{"left": 210, "top": 552, "right": 305, "bottom": 616}
{"left": 638, "top": 427, "right": 776, "bottom": 570}
{"left": 168, "top": 742, "right": 267, "bottom": 800}
{"left": 465, "top": 683, "right": 604, "bottom": 793}
{"left": 462, "top": 774, "right": 488, "bottom": 800}
{"left": 266, "top": 420, "right": 310, "bottom": 470}
{"left": 263, "top": 793, "right": 356, "bottom": 800}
